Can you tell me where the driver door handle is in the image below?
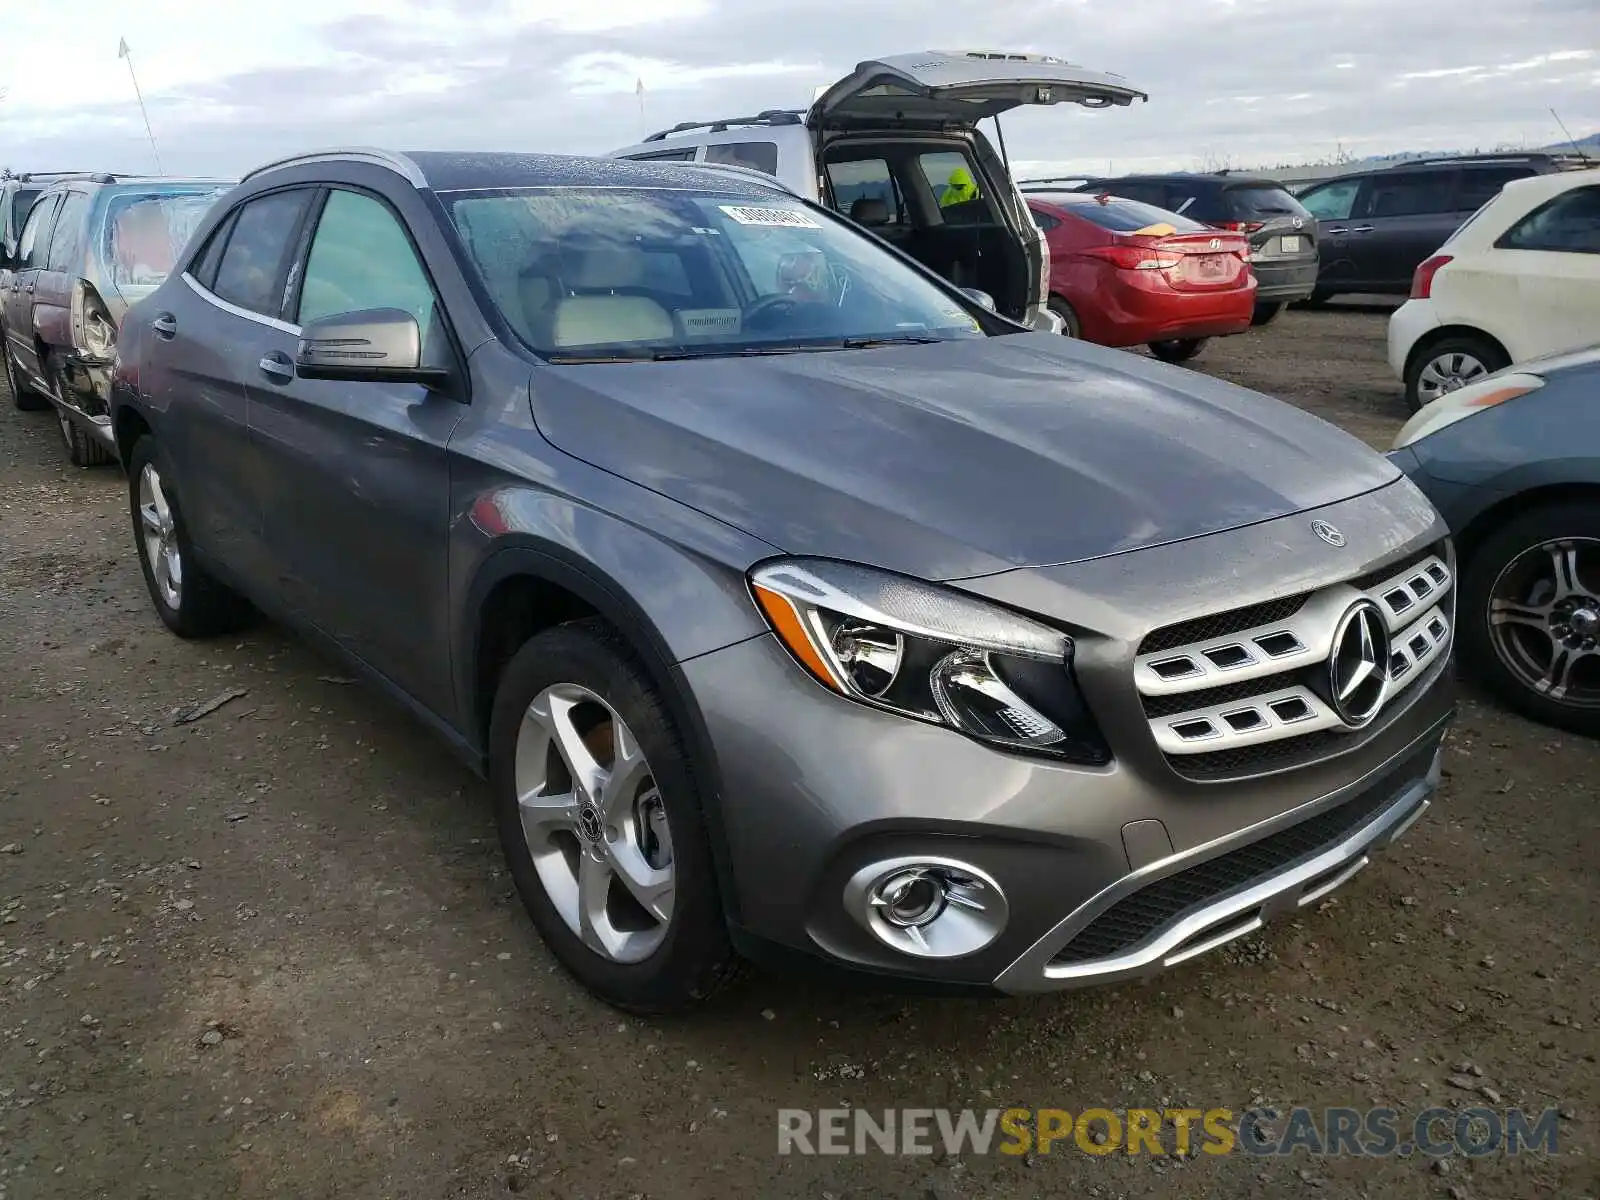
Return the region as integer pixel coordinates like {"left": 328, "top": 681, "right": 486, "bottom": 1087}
{"left": 258, "top": 351, "right": 295, "bottom": 383}
{"left": 1350, "top": 226, "right": 1375, "bottom": 234}
{"left": 151, "top": 314, "right": 177, "bottom": 339}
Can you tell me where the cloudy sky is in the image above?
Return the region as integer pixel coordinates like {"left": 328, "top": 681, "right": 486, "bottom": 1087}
{"left": 2, "top": 0, "right": 1596, "bottom": 181}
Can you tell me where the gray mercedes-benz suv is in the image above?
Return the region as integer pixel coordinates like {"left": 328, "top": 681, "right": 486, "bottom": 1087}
{"left": 109, "top": 149, "right": 1455, "bottom": 1012}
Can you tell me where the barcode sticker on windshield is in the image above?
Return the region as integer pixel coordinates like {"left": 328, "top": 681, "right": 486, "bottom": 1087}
{"left": 718, "top": 205, "right": 820, "bottom": 228}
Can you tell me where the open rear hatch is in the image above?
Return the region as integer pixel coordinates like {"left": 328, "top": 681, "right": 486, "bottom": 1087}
{"left": 808, "top": 51, "right": 1147, "bottom": 128}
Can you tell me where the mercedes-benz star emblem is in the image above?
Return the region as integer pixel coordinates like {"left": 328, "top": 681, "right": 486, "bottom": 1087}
{"left": 1327, "top": 601, "right": 1391, "bottom": 728}
{"left": 1312, "top": 519, "right": 1347, "bottom": 548}
{"left": 576, "top": 804, "right": 605, "bottom": 844}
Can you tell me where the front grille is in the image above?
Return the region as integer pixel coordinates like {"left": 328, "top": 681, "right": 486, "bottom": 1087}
{"left": 1133, "top": 547, "right": 1454, "bottom": 783}
{"left": 1050, "top": 782, "right": 1398, "bottom": 965}
{"left": 1139, "top": 595, "right": 1307, "bottom": 655}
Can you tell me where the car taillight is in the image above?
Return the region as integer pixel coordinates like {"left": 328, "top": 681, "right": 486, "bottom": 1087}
{"left": 1085, "top": 245, "right": 1182, "bottom": 271}
{"left": 1218, "top": 220, "right": 1265, "bottom": 235}
{"left": 70, "top": 280, "right": 119, "bottom": 360}
{"left": 1411, "top": 254, "right": 1452, "bottom": 300}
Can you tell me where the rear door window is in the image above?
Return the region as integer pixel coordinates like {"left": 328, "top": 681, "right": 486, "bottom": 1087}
{"left": 45, "top": 192, "right": 91, "bottom": 271}
{"left": 1496, "top": 186, "right": 1600, "bottom": 254}
{"left": 17, "top": 193, "right": 60, "bottom": 270}
{"left": 917, "top": 151, "right": 984, "bottom": 213}
{"left": 1456, "top": 167, "right": 1535, "bottom": 213}
{"left": 703, "top": 141, "right": 779, "bottom": 176}
{"left": 825, "top": 158, "right": 906, "bottom": 227}
{"left": 1358, "top": 170, "right": 1458, "bottom": 219}
{"left": 1298, "top": 178, "right": 1362, "bottom": 221}
{"left": 210, "top": 189, "right": 314, "bottom": 318}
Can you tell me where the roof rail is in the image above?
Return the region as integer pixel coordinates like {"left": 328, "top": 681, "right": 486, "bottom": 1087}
{"left": 239, "top": 147, "right": 426, "bottom": 187}
{"left": 1384, "top": 151, "right": 1593, "bottom": 169}
{"left": 642, "top": 109, "right": 806, "bottom": 143}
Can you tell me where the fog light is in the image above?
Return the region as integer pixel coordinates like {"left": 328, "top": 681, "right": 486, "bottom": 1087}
{"left": 844, "top": 856, "right": 1008, "bottom": 959}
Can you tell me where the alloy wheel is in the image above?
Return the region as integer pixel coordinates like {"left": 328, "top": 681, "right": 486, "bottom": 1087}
{"left": 1416, "top": 350, "right": 1488, "bottom": 404}
{"left": 514, "top": 682, "right": 675, "bottom": 963}
{"left": 137, "top": 463, "right": 183, "bottom": 609}
{"left": 1488, "top": 537, "right": 1600, "bottom": 710}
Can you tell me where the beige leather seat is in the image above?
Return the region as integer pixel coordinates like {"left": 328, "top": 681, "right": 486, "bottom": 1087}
{"left": 548, "top": 247, "right": 674, "bottom": 348}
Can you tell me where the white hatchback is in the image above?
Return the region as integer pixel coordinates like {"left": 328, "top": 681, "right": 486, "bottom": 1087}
{"left": 1388, "top": 166, "right": 1600, "bottom": 410}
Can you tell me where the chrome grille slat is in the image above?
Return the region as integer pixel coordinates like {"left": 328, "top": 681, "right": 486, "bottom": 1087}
{"left": 1135, "top": 550, "right": 1454, "bottom": 780}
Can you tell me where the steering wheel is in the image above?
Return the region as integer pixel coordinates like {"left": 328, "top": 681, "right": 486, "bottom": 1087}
{"left": 743, "top": 294, "right": 810, "bottom": 332}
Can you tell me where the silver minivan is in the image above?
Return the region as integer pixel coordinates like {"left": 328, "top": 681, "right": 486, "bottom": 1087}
{"left": 609, "top": 51, "right": 1146, "bottom": 333}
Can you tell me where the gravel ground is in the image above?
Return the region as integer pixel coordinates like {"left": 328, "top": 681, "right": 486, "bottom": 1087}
{"left": 1, "top": 304, "right": 1596, "bottom": 1200}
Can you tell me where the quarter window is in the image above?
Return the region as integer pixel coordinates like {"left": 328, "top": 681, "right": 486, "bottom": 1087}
{"left": 211, "top": 189, "right": 314, "bottom": 318}
{"left": 825, "top": 157, "right": 905, "bottom": 227}
{"left": 297, "top": 189, "right": 440, "bottom": 354}
{"left": 704, "top": 141, "right": 779, "bottom": 176}
{"left": 1456, "top": 167, "right": 1533, "bottom": 213}
{"left": 1497, "top": 186, "right": 1600, "bottom": 254}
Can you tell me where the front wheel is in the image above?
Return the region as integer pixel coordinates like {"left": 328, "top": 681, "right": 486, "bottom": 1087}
{"left": 1458, "top": 503, "right": 1600, "bottom": 737}
{"left": 52, "top": 362, "right": 114, "bottom": 468}
{"left": 1149, "top": 338, "right": 1207, "bottom": 364}
{"left": 490, "top": 619, "right": 739, "bottom": 1013}
{"left": 1250, "top": 301, "right": 1284, "bottom": 327}
{"left": 125, "top": 437, "right": 252, "bottom": 638}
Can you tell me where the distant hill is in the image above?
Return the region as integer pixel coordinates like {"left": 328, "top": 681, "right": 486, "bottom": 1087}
{"left": 1251, "top": 131, "right": 1597, "bottom": 176}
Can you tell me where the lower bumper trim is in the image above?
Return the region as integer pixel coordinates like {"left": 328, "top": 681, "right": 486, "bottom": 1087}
{"left": 993, "top": 741, "right": 1442, "bottom": 993}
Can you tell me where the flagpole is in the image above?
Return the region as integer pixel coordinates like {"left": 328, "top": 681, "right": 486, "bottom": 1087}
{"left": 117, "top": 38, "right": 164, "bottom": 174}
{"left": 636, "top": 77, "right": 647, "bottom": 138}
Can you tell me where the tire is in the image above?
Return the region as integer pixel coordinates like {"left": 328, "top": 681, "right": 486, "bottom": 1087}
{"left": 1457, "top": 501, "right": 1600, "bottom": 738}
{"left": 51, "top": 363, "right": 114, "bottom": 468}
{"left": 125, "top": 436, "right": 253, "bottom": 638}
{"left": 1250, "top": 301, "right": 1284, "bottom": 327}
{"left": 4, "top": 344, "right": 47, "bottom": 412}
{"left": 489, "top": 619, "right": 739, "bottom": 1013}
{"left": 1148, "top": 338, "right": 1207, "bottom": 364}
{"left": 1048, "top": 297, "right": 1080, "bottom": 338}
{"left": 1404, "top": 333, "right": 1508, "bottom": 413}
{"left": 1296, "top": 289, "right": 1333, "bottom": 309}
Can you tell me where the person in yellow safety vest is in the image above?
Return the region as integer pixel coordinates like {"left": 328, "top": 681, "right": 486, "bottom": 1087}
{"left": 939, "top": 166, "right": 979, "bottom": 208}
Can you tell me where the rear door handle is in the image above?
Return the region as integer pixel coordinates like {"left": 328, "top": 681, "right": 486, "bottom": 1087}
{"left": 258, "top": 352, "right": 295, "bottom": 383}
{"left": 151, "top": 313, "right": 177, "bottom": 339}
{"left": 23, "top": 281, "right": 35, "bottom": 293}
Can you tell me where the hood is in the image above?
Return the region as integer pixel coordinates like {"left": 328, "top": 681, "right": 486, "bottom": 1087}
{"left": 528, "top": 333, "right": 1401, "bottom": 581}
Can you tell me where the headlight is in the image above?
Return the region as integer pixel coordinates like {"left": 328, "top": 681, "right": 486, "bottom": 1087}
{"left": 748, "top": 558, "right": 1109, "bottom": 764}
{"left": 1392, "top": 373, "right": 1543, "bottom": 449}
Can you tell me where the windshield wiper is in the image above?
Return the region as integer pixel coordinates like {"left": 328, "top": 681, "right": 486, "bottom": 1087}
{"left": 548, "top": 336, "right": 948, "bottom": 364}
{"left": 839, "top": 335, "right": 949, "bottom": 349}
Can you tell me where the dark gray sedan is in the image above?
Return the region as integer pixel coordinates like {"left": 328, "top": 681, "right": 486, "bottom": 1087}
{"left": 108, "top": 149, "right": 1454, "bottom": 1012}
{"left": 1391, "top": 347, "right": 1600, "bottom": 735}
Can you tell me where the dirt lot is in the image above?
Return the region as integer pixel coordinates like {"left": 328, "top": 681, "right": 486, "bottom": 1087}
{"left": 1, "top": 304, "right": 1596, "bottom": 1200}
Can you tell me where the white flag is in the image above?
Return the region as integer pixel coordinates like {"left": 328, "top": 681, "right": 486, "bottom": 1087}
{"left": 635, "top": 77, "right": 645, "bottom": 98}
{"left": 117, "top": 37, "right": 130, "bottom": 58}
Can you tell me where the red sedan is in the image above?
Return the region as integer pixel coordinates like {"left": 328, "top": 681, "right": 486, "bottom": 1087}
{"left": 1025, "top": 191, "right": 1256, "bottom": 363}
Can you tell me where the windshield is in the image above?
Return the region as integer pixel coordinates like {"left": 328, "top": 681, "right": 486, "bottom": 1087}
{"left": 102, "top": 187, "right": 229, "bottom": 290}
{"left": 444, "top": 187, "right": 986, "bottom": 360}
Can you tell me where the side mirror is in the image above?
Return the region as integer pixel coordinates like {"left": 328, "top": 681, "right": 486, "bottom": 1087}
{"left": 295, "top": 307, "right": 449, "bottom": 385}
{"left": 958, "top": 287, "right": 997, "bottom": 313}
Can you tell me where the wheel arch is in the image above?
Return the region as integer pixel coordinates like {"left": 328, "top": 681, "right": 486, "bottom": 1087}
{"left": 1453, "top": 480, "right": 1600, "bottom": 568}
{"left": 1404, "top": 324, "right": 1511, "bottom": 385}
{"left": 460, "top": 540, "right": 750, "bottom": 924}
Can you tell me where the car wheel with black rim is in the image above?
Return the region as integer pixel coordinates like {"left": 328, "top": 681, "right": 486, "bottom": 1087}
{"left": 1148, "top": 338, "right": 1207, "bottom": 364}
{"left": 1405, "top": 333, "right": 1508, "bottom": 412}
{"left": 1458, "top": 502, "right": 1600, "bottom": 737}
{"left": 489, "top": 619, "right": 739, "bottom": 1013}
{"left": 4, "top": 345, "right": 47, "bottom": 411}
{"left": 1048, "top": 297, "right": 1080, "bottom": 338}
{"left": 1250, "top": 301, "right": 1283, "bottom": 327}
{"left": 125, "top": 437, "right": 253, "bottom": 638}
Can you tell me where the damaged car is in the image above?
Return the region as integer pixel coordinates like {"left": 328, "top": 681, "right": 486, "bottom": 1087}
{"left": 3, "top": 173, "right": 228, "bottom": 465}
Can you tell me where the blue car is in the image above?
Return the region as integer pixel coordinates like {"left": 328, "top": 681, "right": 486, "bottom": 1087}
{"left": 1391, "top": 347, "right": 1600, "bottom": 735}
